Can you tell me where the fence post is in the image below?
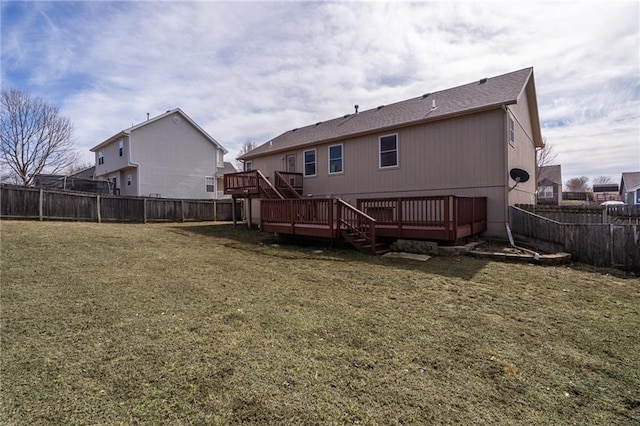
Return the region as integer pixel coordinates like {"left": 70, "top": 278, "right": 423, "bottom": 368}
{"left": 96, "top": 195, "right": 101, "bottom": 223}
{"left": 180, "top": 200, "right": 185, "bottom": 223}
{"left": 213, "top": 200, "right": 217, "bottom": 222}
{"left": 39, "top": 188, "right": 44, "bottom": 221}
{"left": 143, "top": 198, "right": 147, "bottom": 224}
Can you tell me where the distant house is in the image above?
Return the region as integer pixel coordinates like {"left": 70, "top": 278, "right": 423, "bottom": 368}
{"left": 537, "top": 165, "right": 562, "bottom": 205}
{"left": 593, "top": 183, "right": 620, "bottom": 203}
{"left": 90, "top": 109, "right": 230, "bottom": 199}
{"left": 229, "top": 67, "right": 543, "bottom": 239}
{"left": 620, "top": 172, "right": 640, "bottom": 205}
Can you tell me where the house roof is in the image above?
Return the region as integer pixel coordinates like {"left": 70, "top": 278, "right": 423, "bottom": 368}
{"left": 538, "top": 165, "right": 562, "bottom": 185}
{"left": 90, "top": 108, "right": 227, "bottom": 154}
{"left": 241, "top": 67, "right": 542, "bottom": 160}
{"left": 620, "top": 172, "right": 640, "bottom": 193}
{"left": 220, "top": 161, "right": 237, "bottom": 175}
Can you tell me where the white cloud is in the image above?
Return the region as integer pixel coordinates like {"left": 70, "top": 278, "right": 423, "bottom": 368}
{"left": 2, "top": 1, "right": 638, "bottom": 183}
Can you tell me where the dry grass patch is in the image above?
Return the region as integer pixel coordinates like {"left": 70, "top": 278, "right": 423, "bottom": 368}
{"left": 1, "top": 221, "right": 639, "bottom": 424}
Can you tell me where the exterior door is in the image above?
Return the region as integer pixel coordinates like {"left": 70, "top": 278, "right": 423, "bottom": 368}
{"left": 286, "top": 155, "right": 296, "bottom": 173}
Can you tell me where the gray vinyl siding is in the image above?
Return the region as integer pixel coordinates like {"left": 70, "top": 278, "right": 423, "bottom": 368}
{"left": 129, "top": 114, "right": 220, "bottom": 199}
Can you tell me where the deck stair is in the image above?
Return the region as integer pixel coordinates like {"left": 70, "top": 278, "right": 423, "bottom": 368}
{"left": 337, "top": 199, "right": 388, "bottom": 254}
{"left": 274, "top": 171, "right": 303, "bottom": 199}
{"left": 342, "top": 230, "right": 390, "bottom": 255}
{"left": 256, "top": 170, "right": 284, "bottom": 199}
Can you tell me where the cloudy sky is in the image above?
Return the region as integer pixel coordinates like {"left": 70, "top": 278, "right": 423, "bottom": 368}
{"left": 2, "top": 0, "right": 639, "bottom": 185}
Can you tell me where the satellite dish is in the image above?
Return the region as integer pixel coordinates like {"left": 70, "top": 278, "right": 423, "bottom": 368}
{"left": 510, "top": 168, "right": 530, "bottom": 183}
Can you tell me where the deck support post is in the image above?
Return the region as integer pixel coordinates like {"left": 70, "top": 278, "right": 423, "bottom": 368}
{"left": 231, "top": 196, "right": 237, "bottom": 226}
{"left": 247, "top": 197, "right": 252, "bottom": 229}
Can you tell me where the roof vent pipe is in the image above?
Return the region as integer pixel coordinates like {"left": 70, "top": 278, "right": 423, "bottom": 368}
{"left": 431, "top": 99, "right": 437, "bottom": 110}
{"left": 354, "top": 105, "right": 359, "bottom": 114}
{"left": 147, "top": 113, "right": 150, "bottom": 121}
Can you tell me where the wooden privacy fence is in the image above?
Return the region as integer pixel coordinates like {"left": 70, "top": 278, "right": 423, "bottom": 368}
{"left": 516, "top": 204, "right": 640, "bottom": 225}
{"left": 1, "top": 184, "right": 240, "bottom": 223}
{"left": 509, "top": 206, "right": 640, "bottom": 271}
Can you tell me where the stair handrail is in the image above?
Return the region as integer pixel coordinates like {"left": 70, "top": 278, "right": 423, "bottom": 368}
{"left": 274, "top": 171, "right": 302, "bottom": 199}
{"left": 337, "top": 199, "right": 377, "bottom": 254}
{"left": 256, "top": 170, "right": 284, "bottom": 199}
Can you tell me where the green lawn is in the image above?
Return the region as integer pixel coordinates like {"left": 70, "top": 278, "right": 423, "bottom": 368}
{"left": 1, "top": 220, "right": 639, "bottom": 425}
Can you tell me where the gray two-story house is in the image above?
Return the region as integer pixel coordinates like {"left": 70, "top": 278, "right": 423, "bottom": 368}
{"left": 91, "top": 108, "right": 232, "bottom": 199}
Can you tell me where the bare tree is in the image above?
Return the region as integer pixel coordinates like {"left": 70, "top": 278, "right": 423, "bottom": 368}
{"left": 592, "top": 176, "right": 613, "bottom": 185}
{"left": 565, "top": 176, "right": 590, "bottom": 192}
{"left": 536, "top": 138, "right": 558, "bottom": 178}
{"left": 1, "top": 88, "right": 79, "bottom": 186}
{"left": 235, "top": 140, "right": 257, "bottom": 171}
{"left": 67, "top": 161, "right": 95, "bottom": 175}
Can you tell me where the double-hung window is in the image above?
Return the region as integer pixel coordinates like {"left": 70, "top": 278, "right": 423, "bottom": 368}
{"left": 379, "top": 134, "right": 398, "bottom": 168}
{"left": 98, "top": 151, "right": 104, "bottom": 165}
{"left": 328, "top": 144, "right": 343, "bottom": 174}
{"left": 245, "top": 161, "right": 252, "bottom": 171}
{"left": 304, "top": 149, "right": 316, "bottom": 177}
{"left": 118, "top": 140, "right": 123, "bottom": 157}
{"left": 205, "top": 176, "right": 215, "bottom": 193}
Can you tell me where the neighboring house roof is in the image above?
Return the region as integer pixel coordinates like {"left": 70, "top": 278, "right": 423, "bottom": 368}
{"left": 70, "top": 166, "right": 95, "bottom": 179}
{"left": 241, "top": 67, "right": 542, "bottom": 160}
{"left": 620, "top": 172, "right": 640, "bottom": 194}
{"left": 220, "top": 162, "right": 237, "bottom": 175}
{"left": 90, "top": 108, "right": 227, "bottom": 154}
{"left": 538, "top": 165, "right": 562, "bottom": 186}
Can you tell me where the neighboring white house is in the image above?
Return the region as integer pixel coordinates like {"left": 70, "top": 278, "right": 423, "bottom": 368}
{"left": 620, "top": 172, "right": 640, "bottom": 205}
{"left": 90, "top": 108, "right": 232, "bottom": 199}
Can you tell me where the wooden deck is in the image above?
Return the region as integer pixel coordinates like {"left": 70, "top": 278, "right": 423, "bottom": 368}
{"left": 261, "top": 196, "right": 487, "bottom": 245}
{"left": 224, "top": 171, "right": 487, "bottom": 253}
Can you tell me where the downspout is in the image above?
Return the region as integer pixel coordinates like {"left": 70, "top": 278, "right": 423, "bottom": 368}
{"left": 505, "top": 222, "right": 541, "bottom": 261}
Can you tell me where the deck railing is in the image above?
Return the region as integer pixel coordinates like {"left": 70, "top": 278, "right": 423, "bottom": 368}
{"left": 223, "top": 170, "right": 283, "bottom": 199}
{"left": 261, "top": 198, "right": 333, "bottom": 226}
{"left": 358, "top": 195, "right": 487, "bottom": 240}
{"left": 223, "top": 171, "right": 259, "bottom": 195}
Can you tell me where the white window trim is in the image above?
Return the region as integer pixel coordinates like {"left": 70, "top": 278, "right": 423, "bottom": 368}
{"left": 328, "top": 143, "right": 343, "bottom": 175}
{"left": 245, "top": 161, "right": 253, "bottom": 171}
{"left": 98, "top": 150, "right": 104, "bottom": 165}
{"left": 205, "top": 176, "right": 216, "bottom": 193}
{"left": 379, "top": 134, "right": 399, "bottom": 169}
{"left": 304, "top": 148, "right": 317, "bottom": 177}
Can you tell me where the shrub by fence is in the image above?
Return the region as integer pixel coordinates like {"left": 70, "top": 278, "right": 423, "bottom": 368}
{"left": 509, "top": 206, "right": 640, "bottom": 271}
{"left": 1, "top": 184, "right": 241, "bottom": 223}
